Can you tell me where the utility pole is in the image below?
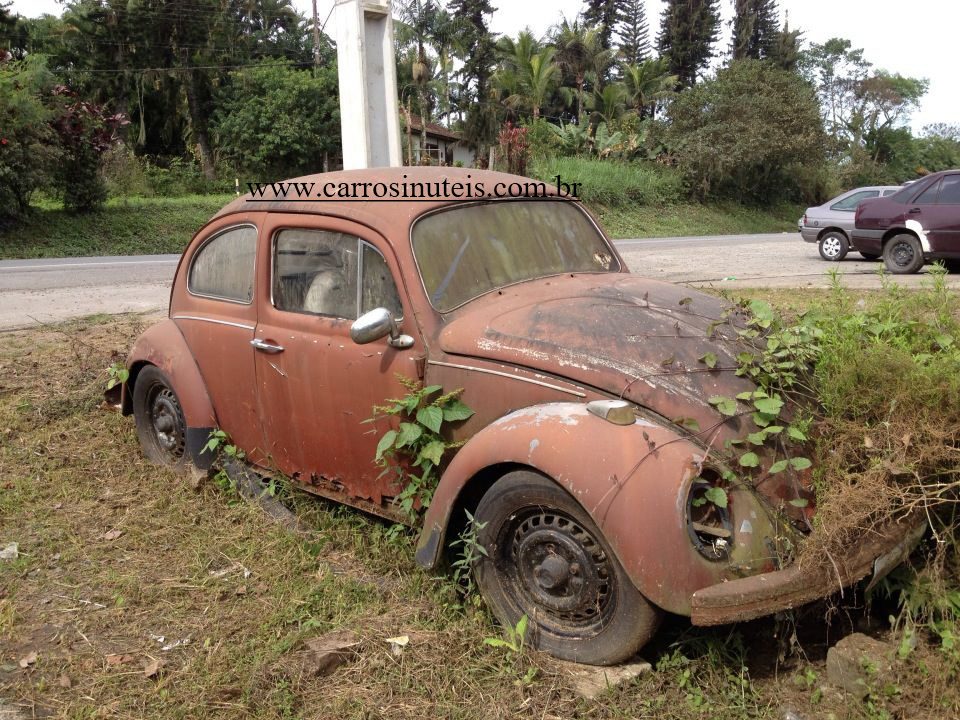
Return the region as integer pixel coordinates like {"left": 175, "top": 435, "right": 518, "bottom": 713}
{"left": 311, "top": 0, "right": 322, "bottom": 74}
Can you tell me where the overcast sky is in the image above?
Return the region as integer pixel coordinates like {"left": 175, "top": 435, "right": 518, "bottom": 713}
{"left": 11, "top": 0, "right": 957, "bottom": 130}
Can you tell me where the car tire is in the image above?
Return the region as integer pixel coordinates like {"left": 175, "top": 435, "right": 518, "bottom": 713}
{"left": 473, "top": 470, "right": 661, "bottom": 665}
{"left": 132, "top": 365, "right": 189, "bottom": 469}
{"left": 818, "top": 231, "right": 849, "bottom": 261}
{"left": 883, "top": 233, "right": 924, "bottom": 274}
{"left": 859, "top": 251, "right": 881, "bottom": 261}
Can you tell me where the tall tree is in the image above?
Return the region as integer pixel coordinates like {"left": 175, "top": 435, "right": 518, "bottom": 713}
{"left": 551, "top": 17, "right": 608, "bottom": 123}
{"left": 449, "top": 0, "right": 497, "bottom": 154}
{"left": 615, "top": 0, "right": 651, "bottom": 66}
{"left": 768, "top": 14, "right": 802, "bottom": 72}
{"left": 658, "top": 0, "right": 721, "bottom": 88}
{"left": 582, "top": 0, "right": 618, "bottom": 51}
{"left": 731, "top": 0, "right": 779, "bottom": 61}
{"left": 621, "top": 57, "right": 676, "bottom": 117}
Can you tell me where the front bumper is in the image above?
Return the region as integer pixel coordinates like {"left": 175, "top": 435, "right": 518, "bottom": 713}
{"left": 690, "top": 516, "right": 926, "bottom": 626}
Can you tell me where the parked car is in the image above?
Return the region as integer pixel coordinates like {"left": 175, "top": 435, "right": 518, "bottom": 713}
{"left": 854, "top": 169, "right": 960, "bottom": 274}
{"left": 799, "top": 186, "right": 900, "bottom": 261}
{"left": 112, "top": 167, "right": 920, "bottom": 665}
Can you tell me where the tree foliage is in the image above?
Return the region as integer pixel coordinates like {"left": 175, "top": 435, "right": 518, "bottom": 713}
{"left": 582, "top": 0, "right": 619, "bottom": 51}
{"left": 731, "top": 0, "right": 780, "bottom": 61}
{"left": 665, "top": 60, "right": 827, "bottom": 203}
{"left": 614, "top": 0, "right": 651, "bottom": 66}
{"left": 658, "top": 0, "right": 721, "bottom": 88}
{"left": 212, "top": 62, "right": 340, "bottom": 178}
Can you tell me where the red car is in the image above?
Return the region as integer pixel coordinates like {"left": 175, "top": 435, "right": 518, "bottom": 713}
{"left": 113, "top": 167, "right": 920, "bottom": 665}
{"left": 853, "top": 169, "right": 960, "bottom": 274}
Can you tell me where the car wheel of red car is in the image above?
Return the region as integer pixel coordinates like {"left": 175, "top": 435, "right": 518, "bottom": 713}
{"left": 883, "top": 233, "right": 924, "bottom": 274}
{"left": 473, "top": 470, "right": 661, "bottom": 665}
{"left": 133, "top": 366, "right": 189, "bottom": 469}
{"left": 818, "top": 231, "right": 848, "bottom": 261}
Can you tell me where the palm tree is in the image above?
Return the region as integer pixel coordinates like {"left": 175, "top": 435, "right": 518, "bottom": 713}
{"left": 588, "top": 82, "right": 627, "bottom": 126}
{"left": 551, "top": 17, "right": 610, "bottom": 124}
{"left": 399, "top": 0, "right": 440, "bottom": 159}
{"left": 621, "top": 57, "right": 677, "bottom": 118}
{"left": 495, "top": 45, "right": 560, "bottom": 122}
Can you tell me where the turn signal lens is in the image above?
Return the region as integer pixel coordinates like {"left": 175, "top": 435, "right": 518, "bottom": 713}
{"left": 586, "top": 400, "right": 636, "bottom": 426}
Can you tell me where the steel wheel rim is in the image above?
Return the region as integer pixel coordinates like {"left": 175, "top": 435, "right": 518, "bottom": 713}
{"left": 822, "top": 236, "right": 842, "bottom": 258}
{"left": 149, "top": 386, "right": 185, "bottom": 461}
{"left": 496, "top": 507, "right": 615, "bottom": 635}
{"left": 892, "top": 241, "right": 915, "bottom": 267}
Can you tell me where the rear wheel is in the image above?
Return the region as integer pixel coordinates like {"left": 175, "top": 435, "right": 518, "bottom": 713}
{"left": 473, "top": 470, "right": 661, "bottom": 665}
{"left": 818, "top": 231, "right": 849, "bottom": 261}
{"left": 132, "top": 366, "right": 189, "bottom": 469}
{"left": 883, "top": 233, "right": 924, "bottom": 274}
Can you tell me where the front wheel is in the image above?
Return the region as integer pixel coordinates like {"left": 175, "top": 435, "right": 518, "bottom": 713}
{"left": 473, "top": 471, "right": 661, "bottom": 665}
{"left": 883, "top": 233, "right": 924, "bottom": 274}
{"left": 818, "top": 231, "right": 849, "bottom": 261}
{"left": 132, "top": 366, "right": 189, "bottom": 469}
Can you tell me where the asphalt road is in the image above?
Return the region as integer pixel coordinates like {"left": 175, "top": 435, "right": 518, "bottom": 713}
{"left": 2, "top": 234, "right": 957, "bottom": 331}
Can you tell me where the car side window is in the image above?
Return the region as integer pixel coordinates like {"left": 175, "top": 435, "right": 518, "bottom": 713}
{"left": 361, "top": 243, "right": 403, "bottom": 319}
{"left": 937, "top": 175, "right": 960, "bottom": 204}
{"left": 830, "top": 190, "right": 879, "bottom": 211}
{"left": 188, "top": 226, "right": 257, "bottom": 303}
{"left": 913, "top": 179, "right": 941, "bottom": 205}
{"left": 273, "top": 229, "right": 359, "bottom": 319}
{"left": 881, "top": 189, "right": 898, "bottom": 196}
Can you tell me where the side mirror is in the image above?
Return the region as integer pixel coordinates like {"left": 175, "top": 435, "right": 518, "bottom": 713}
{"left": 350, "top": 308, "right": 414, "bottom": 349}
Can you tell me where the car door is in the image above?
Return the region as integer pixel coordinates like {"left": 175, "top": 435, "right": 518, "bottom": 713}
{"left": 925, "top": 174, "right": 960, "bottom": 255}
{"left": 253, "top": 214, "right": 420, "bottom": 507}
{"left": 170, "top": 222, "right": 263, "bottom": 457}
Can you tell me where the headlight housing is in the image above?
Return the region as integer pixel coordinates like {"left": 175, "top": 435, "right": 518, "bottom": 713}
{"left": 687, "top": 470, "right": 733, "bottom": 561}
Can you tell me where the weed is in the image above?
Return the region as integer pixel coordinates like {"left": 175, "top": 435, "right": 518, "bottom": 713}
{"left": 368, "top": 377, "right": 473, "bottom": 519}
{"left": 448, "top": 509, "right": 488, "bottom": 597}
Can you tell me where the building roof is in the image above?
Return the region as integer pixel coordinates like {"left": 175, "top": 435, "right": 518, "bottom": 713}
{"left": 405, "top": 113, "right": 463, "bottom": 142}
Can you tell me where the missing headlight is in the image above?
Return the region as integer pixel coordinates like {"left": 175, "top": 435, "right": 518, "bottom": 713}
{"left": 687, "top": 472, "right": 733, "bottom": 561}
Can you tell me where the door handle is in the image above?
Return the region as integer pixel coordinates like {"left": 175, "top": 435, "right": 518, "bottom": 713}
{"left": 250, "top": 338, "right": 284, "bottom": 354}
{"left": 908, "top": 207, "right": 922, "bottom": 214}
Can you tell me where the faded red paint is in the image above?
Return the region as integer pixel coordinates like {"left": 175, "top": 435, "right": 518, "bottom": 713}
{"left": 122, "top": 167, "right": 907, "bottom": 625}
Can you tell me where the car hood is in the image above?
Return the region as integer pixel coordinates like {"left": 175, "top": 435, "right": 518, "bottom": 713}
{"left": 438, "top": 274, "right": 758, "bottom": 438}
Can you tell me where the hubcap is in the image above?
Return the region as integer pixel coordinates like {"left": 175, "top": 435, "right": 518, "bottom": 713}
{"left": 150, "top": 388, "right": 184, "bottom": 458}
{"left": 502, "top": 510, "right": 613, "bottom": 629}
{"left": 823, "top": 236, "right": 842, "bottom": 258}
{"left": 892, "top": 241, "right": 914, "bottom": 267}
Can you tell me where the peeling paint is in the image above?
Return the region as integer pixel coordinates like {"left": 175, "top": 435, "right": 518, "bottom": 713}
{"left": 905, "top": 219, "right": 931, "bottom": 252}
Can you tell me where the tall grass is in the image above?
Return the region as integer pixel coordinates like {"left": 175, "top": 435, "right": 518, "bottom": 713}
{"left": 531, "top": 156, "right": 685, "bottom": 206}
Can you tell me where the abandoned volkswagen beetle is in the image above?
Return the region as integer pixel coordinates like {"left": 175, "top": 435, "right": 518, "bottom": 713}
{"left": 116, "top": 168, "right": 918, "bottom": 665}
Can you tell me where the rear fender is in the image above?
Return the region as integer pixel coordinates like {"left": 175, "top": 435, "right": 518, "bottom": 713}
{"left": 416, "top": 402, "right": 778, "bottom": 616}
{"left": 124, "top": 319, "right": 217, "bottom": 468}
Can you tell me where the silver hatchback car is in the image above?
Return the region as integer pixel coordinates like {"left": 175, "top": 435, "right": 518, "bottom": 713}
{"left": 799, "top": 186, "right": 900, "bottom": 261}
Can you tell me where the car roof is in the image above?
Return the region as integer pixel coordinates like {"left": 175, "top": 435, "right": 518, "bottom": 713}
{"left": 210, "top": 167, "right": 567, "bottom": 238}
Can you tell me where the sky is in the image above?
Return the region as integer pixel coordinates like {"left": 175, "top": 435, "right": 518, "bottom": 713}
{"left": 10, "top": 0, "right": 957, "bottom": 131}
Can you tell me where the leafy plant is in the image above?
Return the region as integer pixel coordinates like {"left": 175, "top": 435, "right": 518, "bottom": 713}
{"left": 483, "top": 614, "right": 528, "bottom": 655}
{"left": 105, "top": 362, "right": 129, "bottom": 391}
{"left": 448, "top": 509, "right": 488, "bottom": 596}
{"left": 203, "top": 429, "right": 245, "bottom": 494}
{"left": 369, "top": 377, "right": 474, "bottom": 519}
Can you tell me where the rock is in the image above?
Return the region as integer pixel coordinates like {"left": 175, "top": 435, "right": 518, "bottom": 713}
{"left": 300, "top": 630, "right": 360, "bottom": 676}
{"left": 559, "top": 658, "right": 652, "bottom": 700}
{"left": 0, "top": 543, "right": 17, "bottom": 561}
{"left": 825, "top": 633, "right": 893, "bottom": 699}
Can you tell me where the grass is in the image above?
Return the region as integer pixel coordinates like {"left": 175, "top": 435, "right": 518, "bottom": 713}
{"left": 594, "top": 201, "right": 802, "bottom": 239}
{"left": 0, "top": 194, "right": 233, "bottom": 258}
{"left": 1, "top": 309, "right": 957, "bottom": 719}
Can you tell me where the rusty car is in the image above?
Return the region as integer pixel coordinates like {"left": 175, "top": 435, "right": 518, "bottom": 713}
{"left": 114, "top": 167, "right": 920, "bottom": 665}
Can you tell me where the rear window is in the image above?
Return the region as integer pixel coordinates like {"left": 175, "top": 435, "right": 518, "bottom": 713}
{"left": 188, "top": 226, "right": 257, "bottom": 303}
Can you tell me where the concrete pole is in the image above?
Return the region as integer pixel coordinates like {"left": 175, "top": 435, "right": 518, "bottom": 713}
{"left": 335, "top": 0, "right": 403, "bottom": 169}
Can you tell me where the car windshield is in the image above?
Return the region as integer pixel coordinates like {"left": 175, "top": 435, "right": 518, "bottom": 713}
{"left": 412, "top": 200, "right": 620, "bottom": 311}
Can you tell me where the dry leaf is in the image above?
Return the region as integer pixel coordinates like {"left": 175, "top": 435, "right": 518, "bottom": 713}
{"left": 105, "top": 653, "right": 135, "bottom": 666}
{"left": 103, "top": 529, "right": 123, "bottom": 541}
{"left": 301, "top": 630, "right": 359, "bottom": 676}
{"left": 57, "top": 674, "right": 72, "bottom": 688}
{"left": 864, "top": 436, "right": 874, "bottom": 449}
{"left": 18, "top": 651, "right": 38, "bottom": 668}
{"left": 143, "top": 657, "right": 164, "bottom": 678}
{"left": 901, "top": 433, "right": 912, "bottom": 447}
{"left": 235, "top": 585, "right": 247, "bottom": 596}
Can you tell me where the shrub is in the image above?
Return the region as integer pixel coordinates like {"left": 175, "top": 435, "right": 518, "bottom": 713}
{"left": 665, "top": 59, "right": 828, "bottom": 204}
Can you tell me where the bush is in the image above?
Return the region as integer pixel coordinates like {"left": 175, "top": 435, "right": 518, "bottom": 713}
{"left": 0, "top": 56, "right": 59, "bottom": 221}
{"left": 531, "top": 156, "right": 684, "bottom": 206}
{"left": 665, "top": 59, "right": 828, "bottom": 204}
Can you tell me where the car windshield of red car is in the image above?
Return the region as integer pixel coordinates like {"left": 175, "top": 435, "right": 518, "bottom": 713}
{"left": 412, "top": 200, "right": 620, "bottom": 312}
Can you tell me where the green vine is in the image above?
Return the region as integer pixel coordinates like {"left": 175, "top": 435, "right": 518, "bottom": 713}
{"left": 368, "top": 377, "right": 474, "bottom": 519}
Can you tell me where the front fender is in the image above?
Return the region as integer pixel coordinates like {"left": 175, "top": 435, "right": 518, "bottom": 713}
{"left": 417, "top": 402, "right": 780, "bottom": 616}
{"left": 123, "top": 319, "right": 217, "bottom": 467}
